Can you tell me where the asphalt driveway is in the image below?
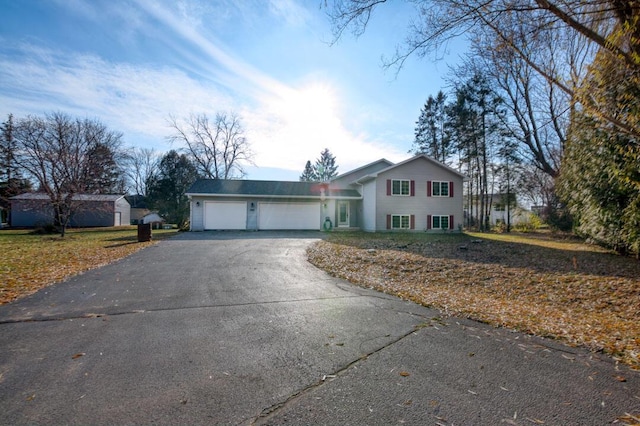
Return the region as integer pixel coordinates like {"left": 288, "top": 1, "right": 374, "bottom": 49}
{"left": 0, "top": 231, "right": 638, "bottom": 425}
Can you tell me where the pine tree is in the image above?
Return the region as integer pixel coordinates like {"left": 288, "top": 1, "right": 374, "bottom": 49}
{"left": 300, "top": 149, "right": 339, "bottom": 182}
{"left": 299, "top": 160, "right": 316, "bottom": 181}
{"left": 412, "top": 91, "right": 452, "bottom": 164}
{"left": 314, "top": 148, "right": 338, "bottom": 182}
{"left": 146, "top": 150, "right": 200, "bottom": 228}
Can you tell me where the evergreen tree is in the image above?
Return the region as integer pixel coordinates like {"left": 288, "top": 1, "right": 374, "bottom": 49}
{"left": 314, "top": 148, "right": 338, "bottom": 182}
{"left": 0, "top": 114, "right": 32, "bottom": 223}
{"left": 412, "top": 91, "right": 452, "bottom": 164}
{"left": 558, "top": 46, "right": 640, "bottom": 255}
{"left": 299, "top": 160, "right": 316, "bottom": 181}
{"left": 300, "top": 149, "right": 339, "bottom": 182}
{"left": 146, "top": 150, "right": 200, "bottom": 228}
{"left": 446, "top": 73, "right": 503, "bottom": 231}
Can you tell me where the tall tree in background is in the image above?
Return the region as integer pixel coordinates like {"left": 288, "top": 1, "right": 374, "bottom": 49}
{"left": 412, "top": 91, "right": 453, "bottom": 164}
{"left": 299, "top": 160, "right": 317, "bottom": 181}
{"left": 146, "top": 150, "right": 199, "bottom": 228}
{"left": 13, "top": 112, "right": 123, "bottom": 236}
{"left": 124, "top": 147, "right": 159, "bottom": 196}
{"left": 315, "top": 148, "right": 339, "bottom": 181}
{"left": 169, "top": 112, "right": 253, "bottom": 180}
{"left": 447, "top": 73, "right": 503, "bottom": 231}
{"left": 0, "top": 114, "right": 32, "bottom": 223}
{"left": 299, "top": 149, "right": 339, "bottom": 182}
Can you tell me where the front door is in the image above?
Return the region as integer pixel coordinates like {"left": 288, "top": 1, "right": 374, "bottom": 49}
{"left": 338, "top": 201, "right": 349, "bottom": 227}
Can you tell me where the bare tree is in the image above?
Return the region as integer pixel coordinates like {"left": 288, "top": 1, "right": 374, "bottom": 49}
{"left": 168, "top": 112, "right": 253, "bottom": 180}
{"left": 124, "top": 147, "right": 159, "bottom": 196}
{"left": 326, "top": 0, "right": 640, "bottom": 140}
{"left": 13, "top": 112, "right": 124, "bottom": 236}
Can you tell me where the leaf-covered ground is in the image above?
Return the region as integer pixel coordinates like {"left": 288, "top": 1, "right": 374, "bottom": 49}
{"left": 307, "top": 231, "right": 640, "bottom": 369}
{"left": 0, "top": 227, "right": 178, "bottom": 305}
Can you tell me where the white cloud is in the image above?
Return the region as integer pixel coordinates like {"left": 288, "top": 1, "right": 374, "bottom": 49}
{"left": 0, "top": 0, "right": 408, "bottom": 179}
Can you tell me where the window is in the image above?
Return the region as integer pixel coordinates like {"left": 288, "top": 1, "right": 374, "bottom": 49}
{"left": 432, "top": 215, "right": 450, "bottom": 230}
{"left": 392, "top": 179, "right": 410, "bottom": 196}
{"left": 432, "top": 181, "right": 449, "bottom": 197}
{"left": 391, "top": 214, "right": 411, "bottom": 229}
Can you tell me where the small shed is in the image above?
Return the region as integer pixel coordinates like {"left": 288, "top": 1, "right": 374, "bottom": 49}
{"left": 140, "top": 212, "right": 166, "bottom": 229}
{"left": 10, "top": 193, "right": 131, "bottom": 228}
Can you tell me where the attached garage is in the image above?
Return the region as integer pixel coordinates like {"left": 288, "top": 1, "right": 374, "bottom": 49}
{"left": 204, "top": 201, "right": 246, "bottom": 230}
{"left": 258, "top": 202, "right": 320, "bottom": 230}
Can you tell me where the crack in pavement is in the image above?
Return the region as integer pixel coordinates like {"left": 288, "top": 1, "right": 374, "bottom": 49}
{"left": 247, "top": 318, "right": 435, "bottom": 426}
{"left": 0, "top": 293, "right": 370, "bottom": 325}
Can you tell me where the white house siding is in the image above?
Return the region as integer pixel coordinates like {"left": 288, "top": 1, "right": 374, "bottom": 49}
{"left": 374, "top": 157, "right": 464, "bottom": 232}
{"left": 115, "top": 197, "right": 131, "bottom": 226}
{"left": 190, "top": 197, "right": 205, "bottom": 231}
{"left": 361, "top": 181, "right": 377, "bottom": 231}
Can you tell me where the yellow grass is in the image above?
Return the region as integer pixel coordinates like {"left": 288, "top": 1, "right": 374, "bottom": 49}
{"left": 308, "top": 231, "right": 640, "bottom": 369}
{"left": 0, "top": 226, "right": 178, "bottom": 304}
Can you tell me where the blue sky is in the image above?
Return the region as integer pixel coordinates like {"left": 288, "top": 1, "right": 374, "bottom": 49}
{"left": 0, "top": 0, "right": 464, "bottom": 181}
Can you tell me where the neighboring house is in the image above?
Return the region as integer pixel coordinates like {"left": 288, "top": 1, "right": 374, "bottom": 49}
{"left": 125, "top": 195, "right": 151, "bottom": 224}
{"left": 10, "top": 193, "right": 131, "bottom": 227}
{"left": 186, "top": 154, "right": 466, "bottom": 232}
{"left": 465, "top": 193, "right": 532, "bottom": 227}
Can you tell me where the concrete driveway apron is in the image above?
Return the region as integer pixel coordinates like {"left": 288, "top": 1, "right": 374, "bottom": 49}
{"left": 0, "top": 231, "right": 638, "bottom": 425}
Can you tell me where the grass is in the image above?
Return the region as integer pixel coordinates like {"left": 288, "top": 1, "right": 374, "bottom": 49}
{"left": 307, "top": 230, "right": 640, "bottom": 369}
{"left": 0, "top": 226, "right": 179, "bottom": 304}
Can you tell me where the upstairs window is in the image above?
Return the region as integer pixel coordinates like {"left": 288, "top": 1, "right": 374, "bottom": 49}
{"left": 392, "top": 179, "right": 410, "bottom": 196}
{"left": 432, "top": 181, "right": 449, "bottom": 197}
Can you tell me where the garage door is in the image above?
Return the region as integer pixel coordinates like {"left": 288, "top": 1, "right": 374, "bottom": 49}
{"left": 258, "top": 202, "right": 320, "bottom": 230}
{"left": 204, "top": 201, "right": 247, "bottom": 230}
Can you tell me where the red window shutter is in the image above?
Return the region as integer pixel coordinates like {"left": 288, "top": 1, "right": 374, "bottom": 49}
{"left": 386, "top": 214, "right": 391, "bottom": 229}
{"left": 387, "top": 179, "right": 391, "bottom": 196}
{"left": 410, "top": 214, "right": 415, "bottom": 229}
{"left": 427, "top": 215, "right": 432, "bottom": 230}
{"left": 427, "top": 181, "right": 432, "bottom": 197}
{"left": 449, "top": 215, "right": 454, "bottom": 230}
{"left": 449, "top": 181, "right": 454, "bottom": 197}
{"left": 410, "top": 180, "right": 415, "bottom": 196}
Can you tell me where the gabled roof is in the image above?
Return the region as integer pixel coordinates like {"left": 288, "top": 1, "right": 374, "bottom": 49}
{"left": 331, "top": 158, "right": 394, "bottom": 183}
{"left": 355, "top": 154, "right": 467, "bottom": 183}
{"left": 10, "top": 193, "right": 126, "bottom": 202}
{"left": 186, "top": 179, "right": 361, "bottom": 199}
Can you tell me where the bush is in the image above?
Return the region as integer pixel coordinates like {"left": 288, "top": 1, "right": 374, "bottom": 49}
{"left": 513, "top": 212, "right": 543, "bottom": 233}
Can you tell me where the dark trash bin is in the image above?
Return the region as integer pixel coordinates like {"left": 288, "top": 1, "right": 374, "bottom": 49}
{"left": 137, "top": 223, "right": 152, "bottom": 242}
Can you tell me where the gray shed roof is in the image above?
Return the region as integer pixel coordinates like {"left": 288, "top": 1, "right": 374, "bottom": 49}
{"left": 10, "top": 193, "right": 126, "bottom": 202}
{"left": 186, "top": 179, "right": 361, "bottom": 199}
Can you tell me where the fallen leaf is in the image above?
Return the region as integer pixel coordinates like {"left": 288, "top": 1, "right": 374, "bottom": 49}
{"left": 399, "top": 371, "right": 410, "bottom": 377}
{"left": 72, "top": 353, "right": 85, "bottom": 359}
{"left": 614, "top": 375, "right": 627, "bottom": 382}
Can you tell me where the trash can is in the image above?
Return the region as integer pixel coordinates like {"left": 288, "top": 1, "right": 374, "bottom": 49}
{"left": 137, "top": 223, "right": 152, "bottom": 242}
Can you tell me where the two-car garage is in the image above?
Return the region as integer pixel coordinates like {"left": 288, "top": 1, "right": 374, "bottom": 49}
{"left": 203, "top": 201, "right": 321, "bottom": 230}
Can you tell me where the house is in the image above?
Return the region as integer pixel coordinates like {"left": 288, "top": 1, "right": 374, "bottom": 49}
{"left": 10, "top": 193, "right": 131, "bottom": 228}
{"left": 125, "top": 195, "right": 151, "bottom": 224}
{"left": 186, "top": 155, "right": 465, "bottom": 232}
{"left": 465, "top": 193, "right": 533, "bottom": 227}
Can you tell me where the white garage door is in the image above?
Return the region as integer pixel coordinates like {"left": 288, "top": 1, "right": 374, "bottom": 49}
{"left": 258, "top": 202, "right": 320, "bottom": 230}
{"left": 204, "top": 201, "right": 247, "bottom": 230}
